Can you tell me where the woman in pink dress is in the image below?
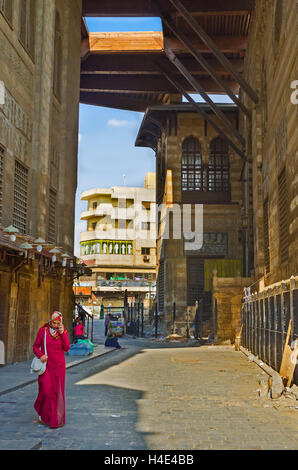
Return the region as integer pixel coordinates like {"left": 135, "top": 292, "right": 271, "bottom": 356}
{"left": 33, "top": 311, "right": 70, "bottom": 428}
{"left": 74, "top": 317, "right": 86, "bottom": 342}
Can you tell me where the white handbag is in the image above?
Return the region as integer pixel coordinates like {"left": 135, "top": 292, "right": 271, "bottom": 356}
{"left": 31, "top": 329, "right": 47, "bottom": 375}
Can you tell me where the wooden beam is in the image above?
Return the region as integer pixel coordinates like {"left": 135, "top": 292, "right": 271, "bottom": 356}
{"left": 81, "top": 54, "right": 244, "bottom": 75}
{"left": 80, "top": 74, "right": 240, "bottom": 94}
{"left": 87, "top": 32, "right": 248, "bottom": 55}
{"left": 164, "top": 46, "right": 246, "bottom": 146}
{"left": 157, "top": 63, "right": 247, "bottom": 161}
{"left": 173, "top": 10, "right": 251, "bottom": 17}
{"left": 165, "top": 36, "right": 248, "bottom": 54}
{"left": 80, "top": 91, "right": 165, "bottom": 112}
{"left": 168, "top": 0, "right": 258, "bottom": 104}
{"left": 147, "top": 115, "right": 165, "bottom": 131}
{"left": 161, "top": 16, "right": 251, "bottom": 118}
{"left": 82, "top": 0, "right": 254, "bottom": 17}
{"left": 81, "top": 37, "right": 90, "bottom": 61}
{"left": 89, "top": 32, "right": 164, "bottom": 53}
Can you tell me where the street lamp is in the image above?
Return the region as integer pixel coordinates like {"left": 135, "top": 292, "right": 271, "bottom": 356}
{"left": 20, "top": 242, "right": 33, "bottom": 258}
{"left": 49, "top": 247, "right": 61, "bottom": 263}
{"left": 34, "top": 237, "right": 46, "bottom": 253}
{"left": 62, "top": 253, "right": 70, "bottom": 267}
{"left": 3, "top": 225, "right": 20, "bottom": 242}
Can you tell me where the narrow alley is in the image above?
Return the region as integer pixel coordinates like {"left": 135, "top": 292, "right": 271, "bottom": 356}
{"left": 0, "top": 320, "right": 297, "bottom": 451}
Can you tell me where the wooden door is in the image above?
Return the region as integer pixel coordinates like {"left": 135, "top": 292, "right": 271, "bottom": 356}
{"left": 14, "top": 276, "right": 30, "bottom": 362}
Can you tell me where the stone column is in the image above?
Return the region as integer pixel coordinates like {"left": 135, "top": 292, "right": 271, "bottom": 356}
{"left": 30, "top": 0, "right": 56, "bottom": 239}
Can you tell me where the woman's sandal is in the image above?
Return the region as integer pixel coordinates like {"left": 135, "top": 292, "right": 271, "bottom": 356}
{"left": 33, "top": 417, "right": 48, "bottom": 426}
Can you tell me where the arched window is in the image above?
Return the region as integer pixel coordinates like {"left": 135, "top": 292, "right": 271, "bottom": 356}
{"left": 208, "top": 137, "right": 230, "bottom": 192}
{"left": 181, "top": 137, "right": 203, "bottom": 192}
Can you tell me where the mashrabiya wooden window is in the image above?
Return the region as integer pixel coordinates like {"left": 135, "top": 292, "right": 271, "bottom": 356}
{"left": 263, "top": 198, "right": 270, "bottom": 274}
{"left": 278, "top": 168, "right": 289, "bottom": 264}
{"left": 181, "top": 136, "right": 203, "bottom": 192}
{"left": 48, "top": 189, "right": 57, "bottom": 244}
{"left": 53, "top": 10, "right": 63, "bottom": 99}
{"left": 13, "top": 161, "right": 28, "bottom": 234}
{"left": 208, "top": 137, "right": 230, "bottom": 192}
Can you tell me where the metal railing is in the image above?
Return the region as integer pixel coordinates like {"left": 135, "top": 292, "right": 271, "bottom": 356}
{"left": 97, "top": 280, "right": 156, "bottom": 288}
{"left": 241, "top": 276, "right": 298, "bottom": 384}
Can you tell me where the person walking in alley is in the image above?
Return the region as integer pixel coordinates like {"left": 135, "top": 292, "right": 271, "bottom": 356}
{"left": 32, "top": 311, "right": 70, "bottom": 429}
{"left": 105, "top": 312, "right": 111, "bottom": 336}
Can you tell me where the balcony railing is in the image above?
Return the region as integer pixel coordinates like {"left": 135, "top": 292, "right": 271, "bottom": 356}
{"left": 97, "top": 280, "right": 156, "bottom": 288}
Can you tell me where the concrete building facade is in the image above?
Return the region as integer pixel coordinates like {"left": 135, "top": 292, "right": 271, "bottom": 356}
{"left": 78, "top": 173, "right": 157, "bottom": 312}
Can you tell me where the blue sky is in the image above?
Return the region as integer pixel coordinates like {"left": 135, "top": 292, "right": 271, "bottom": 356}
{"left": 75, "top": 17, "right": 233, "bottom": 256}
{"left": 75, "top": 18, "right": 163, "bottom": 255}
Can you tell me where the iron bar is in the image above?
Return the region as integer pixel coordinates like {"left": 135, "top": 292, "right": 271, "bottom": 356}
{"left": 164, "top": 45, "right": 246, "bottom": 146}
{"left": 168, "top": 0, "right": 259, "bottom": 104}
{"left": 160, "top": 13, "right": 251, "bottom": 118}
{"left": 157, "top": 62, "right": 247, "bottom": 160}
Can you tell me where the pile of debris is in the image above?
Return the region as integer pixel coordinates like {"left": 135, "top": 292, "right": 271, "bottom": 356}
{"left": 154, "top": 333, "right": 191, "bottom": 343}
{"left": 258, "top": 379, "right": 298, "bottom": 411}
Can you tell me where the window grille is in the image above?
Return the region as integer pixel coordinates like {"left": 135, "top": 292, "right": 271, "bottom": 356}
{"left": 13, "top": 161, "right": 28, "bottom": 234}
{"left": 263, "top": 199, "right": 270, "bottom": 274}
{"left": 53, "top": 10, "right": 62, "bottom": 99}
{"left": 158, "top": 260, "right": 165, "bottom": 313}
{"left": 208, "top": 137, "right": 230, "bottom": 192}
{"left": 187, "top": 257, "right": 205, "bottom": 306}
{"left": 181, "top": 136, "right": 203, "bottom": 192}
{"left": 278, "top": 168, "right": 289, "bottom": 264}
{"left": 48, "top": 189, "right": 57, "bottom": 244}
{"left": 19, "top": 0, "right": 36, "bottom": 58}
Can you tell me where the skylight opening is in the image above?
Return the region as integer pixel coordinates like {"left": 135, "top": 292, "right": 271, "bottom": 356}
{"left": 84, "top": 17, "right": 163, "bottom": 33}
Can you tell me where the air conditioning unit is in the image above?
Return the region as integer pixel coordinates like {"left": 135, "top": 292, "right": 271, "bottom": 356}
{"left": 143, "top": 255, "right": 150, "bottom": 262}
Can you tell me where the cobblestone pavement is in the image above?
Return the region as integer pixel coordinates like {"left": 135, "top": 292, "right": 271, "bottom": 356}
{"left": 0, "top": 320, "right": 297, "bottom": 450}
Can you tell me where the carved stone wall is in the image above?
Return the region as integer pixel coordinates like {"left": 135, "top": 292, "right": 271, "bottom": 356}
{"left": 240, "top": 0, "right": 298, "bottom": 286}
{"left": 0, "top": 0, "right": 82, "bottom": 363}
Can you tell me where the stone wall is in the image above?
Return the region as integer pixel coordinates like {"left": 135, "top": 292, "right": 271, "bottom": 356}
{"left": 157, "top": 110, "right": 245, "bottom": 327}
{"left": 3, "top": 262, "right": 74, "bottom": 364}
{"left": 240, "top": 0, "right": 298, "bottom": 286}
{"left": 0, "top": 0, "right": 82, "bottom": 363}
{"left": 212, "top": 274, "right": 252, "bottom": 344}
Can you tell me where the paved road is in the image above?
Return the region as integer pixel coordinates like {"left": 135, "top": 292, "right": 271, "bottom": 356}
{"left": 0, "top": 320, "right": 297, "bottom": 450}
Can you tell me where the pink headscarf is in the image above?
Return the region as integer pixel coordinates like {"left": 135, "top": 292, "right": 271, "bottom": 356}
{"left": 48, "top": 311, "right": 63, "bottom": 337}
{"left": 50, "top": 311, "right": 63, "bottom": 323}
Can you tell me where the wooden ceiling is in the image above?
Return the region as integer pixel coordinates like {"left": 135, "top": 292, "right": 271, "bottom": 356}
{"left": 82, "top": 0, "right": 254, "bottom": 18}
{"left": 80, "top": 0, "right": 255, "bottom": 112}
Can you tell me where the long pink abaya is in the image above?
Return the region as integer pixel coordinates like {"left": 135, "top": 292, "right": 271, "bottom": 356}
{"left": 33, "top": 325, "right": 70, "bottom": 428}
